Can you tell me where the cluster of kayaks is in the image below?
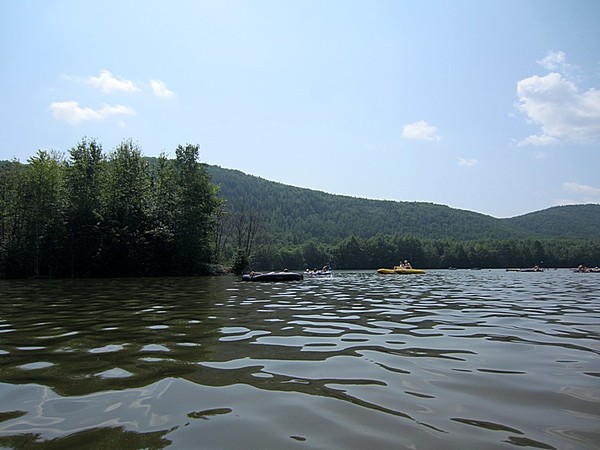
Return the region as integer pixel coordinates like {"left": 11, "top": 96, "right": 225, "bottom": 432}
{"left": 242, "top": 266, "right": 332, "bottom": 282}
{"left": 377, "top": 267, "right": 426, "bottom": 275}
{"left": 241, "top": 266, "right": 597, "bottom": 281}
{"left": 242, "top": 267, "right": 426, "bottom": 281}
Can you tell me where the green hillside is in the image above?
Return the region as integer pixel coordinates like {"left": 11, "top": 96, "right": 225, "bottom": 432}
{"left": 504, "top": 205, "right": 600, "bottom": 239}
{"left": 2, "top": 155, "right": 598, "bottom": 275}
{"left": 206, "top": 165, "right": 599, "bottom": 242}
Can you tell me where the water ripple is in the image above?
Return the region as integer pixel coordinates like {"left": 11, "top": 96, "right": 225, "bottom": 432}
{"left": 0, "top": 270, "right": 598, "bottom": 449}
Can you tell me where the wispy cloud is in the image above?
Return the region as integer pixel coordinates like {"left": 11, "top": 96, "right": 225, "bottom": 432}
{"left": 458, "top": 157, "right": 478, "bottom": 167}
{"left": 515, "top": 52, "right": 600, "bottom": 146}
{"left": 563, "top": 182, "right": 600, "bottom": 198}
{"left": 402, "top": 120, "right": 441, "bottom": 141}
{"left": 50, "top": 70, "right": 175, "bottom": 125}
{"left": 149, "top": 79, "right": 175, "bottom": 99}
{"left": 50, "top": 101, "right": 135, "bottom": 125}
{"left": 556, "top": 182, "right": 600, "bottom": 206}
{"left": 85, "top": 70, "right": 140, "bottom": 94}
{"left": 537, "top": 50, "right": 577, "bottom": 73}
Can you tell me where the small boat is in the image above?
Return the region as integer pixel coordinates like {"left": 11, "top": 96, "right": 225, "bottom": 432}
{"left": 242, "top": 271, "right": 303, "bottom": 282}
{"left": 394, "top": 268, "right": 426, "bottom": 274}
{"left": 506, "top": 267, "right": 544, "bottom": 272}
{"left": 377, "top": 266, "right": 425, "bottom": 275}
{"left": 304, "top": 270, "right": 333, "bottom": 277}
{"left": 572, "top": 267, "right": 600, "bottom": 273}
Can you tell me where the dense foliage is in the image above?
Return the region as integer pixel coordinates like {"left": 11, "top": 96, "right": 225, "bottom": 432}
{"left": 0, "top": 139, "right": 221, "bottom": 278}
{"left": 207, "top": 166, "right": 600, "bottom": 243}
{"left": 245, "top": 236, "right": 600, "bottom": 271}
{"left": 2, "top": 149, "right": 598, "bottom": 277}
{"left": 507, "top": 205, "right": 600, "bottom": 238}
{"left": 206, "top": 165, "right": 600, "bottom": 270}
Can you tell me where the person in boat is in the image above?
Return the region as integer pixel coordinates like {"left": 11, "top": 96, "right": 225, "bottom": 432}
{"left": 401, "top": 260, "right": 412, "bottom": 269}
{"left": 322, "top": 265, "right": 330, "bottom": 272}
{"left": 578, "top": 263, "right": 588, "bottom": 273}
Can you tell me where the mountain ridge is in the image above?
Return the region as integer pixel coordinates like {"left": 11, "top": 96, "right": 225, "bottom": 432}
{"left": 206, "top": 164, "right": 600, "bottom": 242}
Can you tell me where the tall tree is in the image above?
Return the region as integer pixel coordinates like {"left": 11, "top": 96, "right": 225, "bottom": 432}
{"left": 229, "top": 205, "right": 262, "bottom": 274}
{"left": 173, "top": 144, "right": 221, "bottom": 274}
{"left": 146, "top": 153, "right": 178, "bottom": 274}
{"left": 65, "top": 138, "right": 105, "bottom": 277}
{"left": 23, "top": 150, "right": 66, "bottom": 277}
{"left": 99, "top": 140, "right": 150, "bottom": 276}
{"left": 0, "top": 160, "right": 29, "bottom": 276}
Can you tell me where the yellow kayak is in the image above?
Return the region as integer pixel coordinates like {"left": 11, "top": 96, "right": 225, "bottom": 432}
{"left": 377, "top": 267, "right": 426, "bottom": 275}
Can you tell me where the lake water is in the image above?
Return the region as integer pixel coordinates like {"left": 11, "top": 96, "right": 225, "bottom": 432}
{"left": 0, "top": 269, "right": 598, "bottom": 449}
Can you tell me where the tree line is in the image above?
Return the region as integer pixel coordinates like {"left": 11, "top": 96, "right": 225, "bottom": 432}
{"left": 242, "top": 235, "right": 600, "bottom": 271}
{"left": 0, "top": 139, "right": 221, "bottom": 278}
{"left": 2, "top": 140, "right": 598, "bottom": 278}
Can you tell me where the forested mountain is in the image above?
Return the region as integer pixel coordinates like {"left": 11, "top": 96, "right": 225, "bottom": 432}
{"left": 2, "top": 152, "right": 598, "bottom": 276}
{"left": 206, "top": 165, "right": 600, "bottom": 242}
{"left": 505, "top": 205, "right": 600, "bottom": 239}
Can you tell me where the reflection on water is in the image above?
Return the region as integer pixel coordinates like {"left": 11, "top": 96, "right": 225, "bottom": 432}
{"left": 0, "top": 270, "right": 599, "bottom": 449}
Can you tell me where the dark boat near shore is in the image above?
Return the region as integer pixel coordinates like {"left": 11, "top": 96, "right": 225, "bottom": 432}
{"left": 242, "top": 271, "right": 303, "bottom": 282}
{"left": 506, "top": 268, "right": 545, "bottom": 272}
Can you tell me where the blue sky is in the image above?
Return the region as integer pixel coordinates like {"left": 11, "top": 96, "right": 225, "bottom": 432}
{"left": 1, "top": 0, "right": 599, "bottom": 218}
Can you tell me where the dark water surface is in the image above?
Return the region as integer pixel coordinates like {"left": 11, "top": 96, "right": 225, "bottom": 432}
{"left": 0, "top": 270, "right": 598, "bottom": 449}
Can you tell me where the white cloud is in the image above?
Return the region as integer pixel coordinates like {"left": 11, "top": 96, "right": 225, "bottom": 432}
{"left": 563, "top": 182, "right": 600, "bottom": 198}
{"left": 86, "top": 70, "right": 140, "bottom": 93}
{"left": 516, "top": 52, "right": 600, "bottom": 146}
{"left": 150, "top": 79, "right": 175, "bottom": 99}
{"left": 457, "top": 157, "right": 478, "bottom": 167}
{"left": 402, "top": 120, "right": 441, "bottom": 141}
{"left": 518, "top": 134, "right": 557, "bottom": 147}
{"left": 50, "top": 101, "right": 135, "bottom": 125}
{"left": 556, "top": 182, "right": 600, "bottom": 208}
{"left": 537, "top": 50, "right": 574, "bottom": 73}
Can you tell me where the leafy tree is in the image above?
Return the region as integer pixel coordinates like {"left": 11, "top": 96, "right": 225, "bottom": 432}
{"left": 65, "top": 138, "right": 105, "bottom": 277}
{"left": 173, "top": 144, "right": 222, "bottom": 274}
{"left": 334, "top": 235, "right": 368, "bottom": 269}
{"left": 301, "top": 239, "right": 331, "bottom": 269}
{"left": 146, "top": 153, "right": 178, "bottom": 275}
{"left": 22, "top": 150, "right": 66, "bottom": 277}
{"left": 0, "top": 160, "right": 29, "bottom": 276}
{"left": 98, "top": 140, "right": 150, "bottom": 276}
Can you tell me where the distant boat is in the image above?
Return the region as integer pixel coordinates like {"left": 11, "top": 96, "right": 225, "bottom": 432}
{"left": 304, "top": 270, "right": 333, "bottom": 277}
{"left": 242, "top": 271, "right": 303, "bottom": 282}
{"left": 304, "top": 265, "right": 333, "bottom": 277}
{"left": 572, "top": 267, "right": 600, "bottom": 273}
{"left": 506, "top": 266, "right": 544, "bottom": 272}
{"left": 377, "top": 266, "right": 425, "bottom": 275}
